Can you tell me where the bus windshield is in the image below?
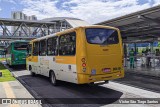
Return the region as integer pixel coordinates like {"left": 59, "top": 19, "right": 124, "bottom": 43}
{"left": 85, "top": 28, "right": 119, "bottom": 45}
{"left": 14, "top": 42, "right": 28, "bottom": 51}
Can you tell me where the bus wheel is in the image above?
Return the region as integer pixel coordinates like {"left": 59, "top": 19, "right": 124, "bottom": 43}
{"left": 29, "top": 66, "right": 36, "bottom": 77}
{"left": 50, "top": 71, "right": 57, "bottom": 86}
{"left": 31, "top": 72, "right": 36, "bottom": 77}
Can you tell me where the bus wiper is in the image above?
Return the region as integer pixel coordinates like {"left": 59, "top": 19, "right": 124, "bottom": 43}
{"left": 101, "top": 31, "right": 116, "bottom": 46}
{"left": 101, "top": 40, "right": 109, "bottom": 46}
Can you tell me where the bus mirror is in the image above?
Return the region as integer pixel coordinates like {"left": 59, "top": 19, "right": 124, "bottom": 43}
{"left": 27, "top": 47, "right": 29, "bottom": 53}
{"left": 27, "top": 53, "right": 31, "bottom": 57}
{"left": 26, "top": 46, "right": 31, "bottom": 57}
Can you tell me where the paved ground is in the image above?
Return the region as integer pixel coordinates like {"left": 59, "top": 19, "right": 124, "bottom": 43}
{"left": 125, "top": 60, "right": 160, "bottom": 77}
{"left": 7, "top": 64, "right": 160, "bottom": 107}
{"left": 0, "top": 61, "right": 42, "bottom": 107}
{"left": 114, "top": 72, "right": 160, "bottom": 93}
{"left": 0, "top": 77, "right": 42, "bottom": 107}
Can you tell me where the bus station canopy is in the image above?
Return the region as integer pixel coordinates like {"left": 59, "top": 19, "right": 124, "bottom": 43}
{"left": 96, "top": 5, "right": 160, "bottom": 43}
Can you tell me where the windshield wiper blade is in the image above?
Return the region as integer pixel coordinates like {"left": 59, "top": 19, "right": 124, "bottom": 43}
{"left": 101, "top": 40, "right": 109, "bottom": 45}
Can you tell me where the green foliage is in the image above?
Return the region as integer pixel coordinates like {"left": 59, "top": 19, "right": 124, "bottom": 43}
{"left": 0, "top": 62, "right": 16, "bottom": 82}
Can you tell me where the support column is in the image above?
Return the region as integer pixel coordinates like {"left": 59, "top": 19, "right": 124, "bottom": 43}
{"left": 150, "top": 42, "right": 155, "bottom": 68}
{"left": 134, "top": 43, "right": 137, "bottom": 68}
{"left": 48, "top": 26, "right": 50, "bottom": 35}
{"left": 134, "top": 43, "right": 137, "bottom": 56}
{"left": 150, "top": 42, "right": 154, "bottom": 53}
{"left": 124, "top": 43, "right": 127, "bottom": 67}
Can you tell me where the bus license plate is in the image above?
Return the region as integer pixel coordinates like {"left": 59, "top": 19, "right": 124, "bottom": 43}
{"left": 103, "top": 68, "right": 111, "bottom": 73}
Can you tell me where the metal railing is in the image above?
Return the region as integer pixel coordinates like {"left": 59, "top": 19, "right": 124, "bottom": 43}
{"left": 124, "top": 55, "right": 160, "bottom": 77}
{"left": 124, "top": 55, "right": 160, "bottom": 68}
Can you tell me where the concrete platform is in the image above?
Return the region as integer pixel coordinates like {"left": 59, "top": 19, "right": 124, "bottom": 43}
{"left": 0, "top": 61, "right": 42, "bottom": 107}
{"left": 0, "top": 81, "right": 42, "bottom": 107}
{"left": 125, "top": 67, "right": 160, "bottom": 77}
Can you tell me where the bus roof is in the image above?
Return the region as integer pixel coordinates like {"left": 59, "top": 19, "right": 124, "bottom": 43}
{"left": 9, "top": 40, "right": 29, "bottom": 44}
{"left": 30, "top": 25, "right": 119, "bottom": 43}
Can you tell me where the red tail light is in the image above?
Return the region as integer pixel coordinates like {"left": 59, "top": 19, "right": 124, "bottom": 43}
{"left": 82, "top": 63, "right": 86, "bottom": 67}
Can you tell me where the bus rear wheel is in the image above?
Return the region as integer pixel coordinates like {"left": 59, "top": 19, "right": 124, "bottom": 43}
{"left": 50, "top": 71, "right": 57, "bottom": 86}
{"left": 31, "top": 72, "right": 36, "bottom": 77}
{"left": 29, "top": 66, "right": 36, "bottom": 77}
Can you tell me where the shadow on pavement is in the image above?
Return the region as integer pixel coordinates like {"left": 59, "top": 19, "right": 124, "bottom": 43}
{"left": 9, "top": 65, "right": 26, "bottom": 71}
{"left": 17, "top": 74, "right": 123, "bottom": 106}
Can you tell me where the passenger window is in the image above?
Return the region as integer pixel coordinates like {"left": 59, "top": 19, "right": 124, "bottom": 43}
{"left": 39, "top": 40, "right": 46, "bottom": 56}
{"left": 47, "top": 37, "right": 58, "bottom": 56}
{"left": 59, "top": 32, "right": 76, "bottom": 56}
{"left": 33, "top": 42, "right": 39, "bottom": 56}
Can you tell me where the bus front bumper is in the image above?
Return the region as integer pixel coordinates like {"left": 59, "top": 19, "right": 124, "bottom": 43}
{"left": 12, "top": 60, "right": 26, "bottom": 65}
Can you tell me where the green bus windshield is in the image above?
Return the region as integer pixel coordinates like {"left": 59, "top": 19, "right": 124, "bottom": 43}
{"left": 13, "top": 42, "right": 28, "bottom": 51}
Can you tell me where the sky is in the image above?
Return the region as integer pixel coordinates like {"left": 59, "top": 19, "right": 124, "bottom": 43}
{"left": 0, "top": 0, "right": 160, "bottom": 24}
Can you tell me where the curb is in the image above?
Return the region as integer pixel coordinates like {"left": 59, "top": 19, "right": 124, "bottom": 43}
{"left": 11, "top": 73, "right": 52, "bottom": 107}
{"left": 1, "top": 62, "right": 51, "bottom": 107}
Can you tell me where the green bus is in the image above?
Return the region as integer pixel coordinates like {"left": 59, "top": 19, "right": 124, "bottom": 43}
{"left": 6, "top": 40, "right": 28, "bottom": 66}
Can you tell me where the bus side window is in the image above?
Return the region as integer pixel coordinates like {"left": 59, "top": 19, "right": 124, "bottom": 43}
{"left": 33, "top": 42, "right": 39, "bottom": 56}
{"left": 59, "top": 32, "right": 76, "bottom": 56}
{"left": 39, "top": 40, "right": 46, "bottom": 56}
{"left": 47, "top": 38, "right": 53, "bottom": 55}
{"left": 47, "top": 37, "right": 58, "bottom": 56}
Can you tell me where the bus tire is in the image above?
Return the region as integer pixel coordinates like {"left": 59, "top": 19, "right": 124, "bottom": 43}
{"left": 50, "top": 71, "right": 57, "bottom": 86}
{"left": 29, "top": 65, "right": 36, "bottom": 77}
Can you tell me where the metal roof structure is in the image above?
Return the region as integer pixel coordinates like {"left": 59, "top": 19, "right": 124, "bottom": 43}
{"left": 0, "top": 18, "right": 56, "bottom": 27}
{"left": 41, "top": 17, "right": 90, "bottom": 28}
{"left": 0, "top": 17, "right": 90, "bottom": 47}
{"left": 41, "top": 17, "right": 81, "bottom": 22}
{"left": 96, "top": 5, "right": 160, "bottom": 43}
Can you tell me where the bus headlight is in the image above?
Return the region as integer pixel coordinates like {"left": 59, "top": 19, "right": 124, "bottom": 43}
{"left": 91, "top": 69, "right": 96, "bottom": 75}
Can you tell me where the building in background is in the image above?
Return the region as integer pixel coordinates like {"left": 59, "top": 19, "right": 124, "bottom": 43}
{"left": 11, "top": 11, "right": 37, "bottom": 36}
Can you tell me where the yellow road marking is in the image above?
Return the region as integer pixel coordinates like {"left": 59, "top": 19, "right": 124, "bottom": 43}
{"left": 2, "top": 82, "right": 20, "bottom": 107}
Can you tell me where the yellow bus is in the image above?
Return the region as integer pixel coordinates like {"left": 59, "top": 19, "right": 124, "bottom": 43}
{"left": 26, "top": 25, "right": 124, "bottom": 85}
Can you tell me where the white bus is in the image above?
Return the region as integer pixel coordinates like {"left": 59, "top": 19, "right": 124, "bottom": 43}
{"left": 26, "top": 25, "right": 124, "bottom": 85}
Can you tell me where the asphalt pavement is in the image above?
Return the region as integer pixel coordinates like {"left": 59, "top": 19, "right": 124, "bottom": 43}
{"left": 0, "top": 61, "right": 42, "bottom": 107}
{"left": 113, "top": 72, "right": 160, "bottom": 93}
{"left": 5, "top": 63, "right": 160, "bottom": 107}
